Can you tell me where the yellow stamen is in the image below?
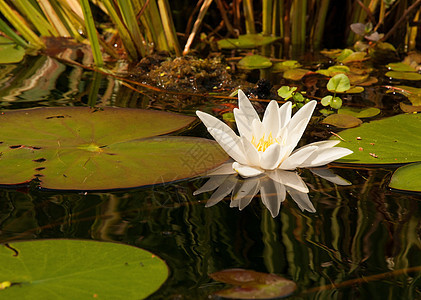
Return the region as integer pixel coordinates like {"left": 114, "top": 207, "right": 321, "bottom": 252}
{"left": 251, "top": 132, "right": 278, "bottom": 152}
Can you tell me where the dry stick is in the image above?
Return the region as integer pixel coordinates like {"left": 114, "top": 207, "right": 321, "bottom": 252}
{"left": 356, "top": 0, "right": 377, "bottom": 27}
{"left": 303, "top": 265, "right": 421, "bottom": 294}
{"left": 183, "top": 0, "right": 213, "bottom": 55}
{"left": 382, "top": 0, "right": 421, "bottom": 41}
{"left": 215, "top": 0, "right": 236, "bottom": 36}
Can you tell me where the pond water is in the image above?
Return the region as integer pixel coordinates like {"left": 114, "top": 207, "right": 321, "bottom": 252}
{"left": 1, "top": 55, "right": 421, "bottom": 299}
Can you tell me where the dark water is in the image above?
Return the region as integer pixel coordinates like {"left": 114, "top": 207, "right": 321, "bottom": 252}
{"left": 1, "top": 56, "right": 421, "bottom": 299}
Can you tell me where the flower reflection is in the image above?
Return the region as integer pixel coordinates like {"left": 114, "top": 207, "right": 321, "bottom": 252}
{"left": 194, "top": 162, "right": 350, "bottom": 217}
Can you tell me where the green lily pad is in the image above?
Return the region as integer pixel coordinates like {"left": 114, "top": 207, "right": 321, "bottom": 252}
{"left": 218, "top": 34, "right": 280, "bottom": 49}
{"left": 334, "top": 113, "right": 421, "bottom": 164}
{"left": 322, "top": 113, "right": 362, "bottom": 128}
{"left": 389, "top": 162, "right": 421, "bottom": 192}
{"left": 389, "top": 86, "right": 421, "bottom": 106}
{"left": 316, "top": 65, "right": 350, "bottom": 77}
{"left": 283, "top": 68, "right": 310, "bottom": 81}
{"left": 340, "top": 51, "right": 368, "bottom": 63}
{"left": 338, "top": 107, "right": 380, "bottom": 118}
{"left": 0, "top": 239, "right": 168, "bottom": 299}
{"left": 337, "top": 86, "right": 365, "bottom": 93}
{"left": 400, "top": 102, "right": 421, "bottom": 113}
{"left": 272, "top": 60, "right": 301, "bottom": 73}
{"left": 0, "top": 107, "right": 228, "bottom": 190}
{"left": 386, "top": 62, "right": 417, "bottom": 72}
{"left": 327, "top": 74, "right": 351, "bottom": 93}
{"left": 336, "top": 49, "right": 354, "bottom": 62}
{"left": 0, "top": 37, "right": 25, "bottom": 64}
{"left": 386, "top": 71, "right": 421, "bottom": 81}
{"left": 210, "top": 269, "right": 296, "bottom": 299}
{"left": 238, "top": 55, "right": 272, "bottom": 69}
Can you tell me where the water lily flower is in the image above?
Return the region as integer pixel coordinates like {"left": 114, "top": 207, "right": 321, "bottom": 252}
{"left": 196, "top": 90, "right": 352, "bottom": 178}
{"left": 194, "top": 162, "right": 350, "bottom": 217}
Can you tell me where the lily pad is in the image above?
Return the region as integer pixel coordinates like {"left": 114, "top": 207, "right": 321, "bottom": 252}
{"left": 0, "top": 239, "right": 168, "bottom": 299}
{"left": 338, "top": 107, "right": 380, "bottom": 118}
{"left": 327, "top": 74, "right": 351, "bottom": 93}
{"left": 283, "top": 68, "right": 310, "bottom": 81}
{"left": 337, "top": 86, "right": 364, "bottom": 94}
{"left": 272, "top": 60, "right": 301, "bottom": 73}
{"left": 389, "top": 162, "right": 421, "bottom": 192}
{"left": 340, "top": 51, "right": 368, "bottom": 63}
{"left": 322, "top": 114, "right": 362, "bottom": 128}
{"left": 0, "top": 37, "right": 25, "bottom": 64}
{"left": 238, "top": 55, "right": 272, "bottom": 70}
{"left": 0, "top": 107, "right": 228, "bottom": 190}
{"left": 386, "top": 62, "right": 417, "bottom": 72}
{"left": 400, "top": 102, "right": 421, "bottom": 113}
{"left": 386, "top": 71, "right": 421, "bottom": 81}
{"left": 334, "top": 113, "right": 421, "bottom": 164}
{"left": 218, "top": 34, "right": 280, "bottom": 49}
{"left": 210, "top": 269, "right": 296, "bottom": 299}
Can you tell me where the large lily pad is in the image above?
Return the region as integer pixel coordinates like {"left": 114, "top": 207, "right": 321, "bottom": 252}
{"left": 389, "top": 162, "right": 421, "bottom": 192}
{"left": 0, "top": 107, "right": 228, "bottom": 190}
{"left": 0, "top": 239, "right": 168, "bottom": 299}
{"left": 334, "top": 113, "right": 421, "bottom": 164}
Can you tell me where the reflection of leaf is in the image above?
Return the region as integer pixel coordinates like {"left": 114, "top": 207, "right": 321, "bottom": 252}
{"left": 389, "top": 162, "right": 421, "bottom": 192}
{"left": 0, "top": 107, "right": 228, "bottom": 190}
{"left": 0, "top": 37, "right": 25, "bottom": 64}
{"left": 334, "top": 114, "right": 421, "bottom": 164}
{"left": 0, "top": 239, "right": 168, "bottom": 299}
{"left": 210, "top": 269, "right": 296, "bottom": 299}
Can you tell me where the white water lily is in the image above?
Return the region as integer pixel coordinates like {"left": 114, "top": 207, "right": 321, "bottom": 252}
{"left": 196, "top": 90, "right": 352, "bottom": 178}
{"left": 194, "top": 162, "right": 351, "bottom": 217}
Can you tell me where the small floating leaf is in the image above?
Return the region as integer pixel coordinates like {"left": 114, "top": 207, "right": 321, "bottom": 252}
{"left": 238, "top": 55, "right": 272, "bottom": 70}
{"left": 322, "top": 114, "right": 362, "bottom": 128}
{"left": 218, "top": 34, "right": 280, "bottom": 49}
{"left": 400, "top": 102, "right": 421, "bottom": 113}
{"left": 337, "top": 86, "right": 364, "bottom": 93}
{"left": 341, "top": 51, "right": 368, "bottom": 63}
{"left": 334, "top": 114, "right": 421, "bottom": 164}
{"left": 283, "top": 68, "right": 309, "bottom": 81}
{"left": 386, "top": 62, "right": 417, "bottom": 72}
{"left": 389, "top": 162, "right": 421, "bottom": 192}
{"left": 338, "top": 107, "right": 380, "bottom": 118}
{"left": 389, "top": 85, "right": 421, "bottom": 106}
{"left": 327, "top": 74, "right": 351, "bottom": 93}
{"left": 0, "top": 37, "right": 25, "bottom": 64}
{"left": 336, "top": 49, "right": 354, "bottom": 62}
{"left": 272, "top": 60, "right": 301, "bottom": 73}
{"left": 210, "top": 269, "right": 296, "bottom": 299}
{"left": 0, "top": 239, "right": 168, "bottom": 299}
{"left": 386, "top": 71, "right": 421, "bottom": 81}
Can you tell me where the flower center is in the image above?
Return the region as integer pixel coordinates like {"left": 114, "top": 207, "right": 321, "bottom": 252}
{"left": 251, "top": 132, "right": 278, "bottom": 152}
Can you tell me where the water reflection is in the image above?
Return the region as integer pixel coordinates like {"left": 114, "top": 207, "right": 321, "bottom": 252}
{"left": 194, "top": 162, "right": 351, "bottom": 217}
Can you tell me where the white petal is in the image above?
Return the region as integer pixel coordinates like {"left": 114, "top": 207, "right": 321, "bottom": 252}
{"left": 234, "top": 108, "right": 254, "bottom": 141}
{"left": 207, "top": 127, "right": 248, "bottom": 165}
{"left": 193, "top": 175, "right": 230, "bottom": 195}
{"left": 283, "top": 118, "right": 309, "bottom": 158}
{"left": 288, "top": 100, "right": 317, "bottom": 130}
{"left": 262, "top": 100, "right": 280, "bottom": 137}
{"left": 279, "top": 146, "right": 318, "bottom": 170}
{"left": 288, "top": 188, "right": 316, "bottom": 212}
{"left": 310, "top": 168, "right": 351, "bottom": 185}
{"left": 240, "top": 136, "right": 260, "bottom": 167}
{"left": 238, "top": 90, "right": 260, "bottom": 122}
{"left": 267, "top": 170, "right": 309, "bottom": 193}
{"left": 205, "top": 176, "right": 237, "bottom": 207}
{"left": 233, "top": 162, "right": 264, "bottom": 178}
{"left": 300, "top": 147, "right": 353, "bottom": 168}
{"left": 251, "top": 118, "right": 264, "bottom": 141}
{"left": 196, "top": 111, "right": 238, "bottom": 141}
{"left": 205, "top": 162, "right": 237, "bottom": 176}
{"left": 279, "top": 101, "right": 292, "bottom": 128}
{"left": 294, "top": 140, "right": 340, "bottom": 152}
{"left": 260, "top": 143, "right": 283, "bottom": 170}
{"left": 260, "top": 177, "right": 285, "bottom": 218}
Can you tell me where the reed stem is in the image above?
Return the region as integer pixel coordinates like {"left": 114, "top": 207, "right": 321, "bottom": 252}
{"left": 80, "top": 0, "right": 104, "bottom": 67}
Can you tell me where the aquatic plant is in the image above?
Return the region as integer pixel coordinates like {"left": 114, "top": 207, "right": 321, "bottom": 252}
{"left": 196, "top": 90, "right": 352, "bottom": 178}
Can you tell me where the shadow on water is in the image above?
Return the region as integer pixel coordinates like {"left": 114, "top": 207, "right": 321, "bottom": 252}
{"left": 1, "top": 55, "right": 421, "bottom": 299}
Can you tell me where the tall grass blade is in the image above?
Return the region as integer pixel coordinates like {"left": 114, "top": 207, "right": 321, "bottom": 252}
{"left": 80, "top": 0, "right": 104, "bottom": 67}
{"left": 157, "top": 0, "right": 181, "bottom": 55}
{"left": 313, "top": 0, "right": 330, "bottom": 50}
{"left": 243, "top": 0, "right": 256, "bottom": 34}
{"left": 0, "top": 0, "right": 45, "bottom": 48}
{"left": 38, "top": 0, "right": 71, "bottom": 36}
{"left": 0, "top": 18, "right": 29, "bottom": 47}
